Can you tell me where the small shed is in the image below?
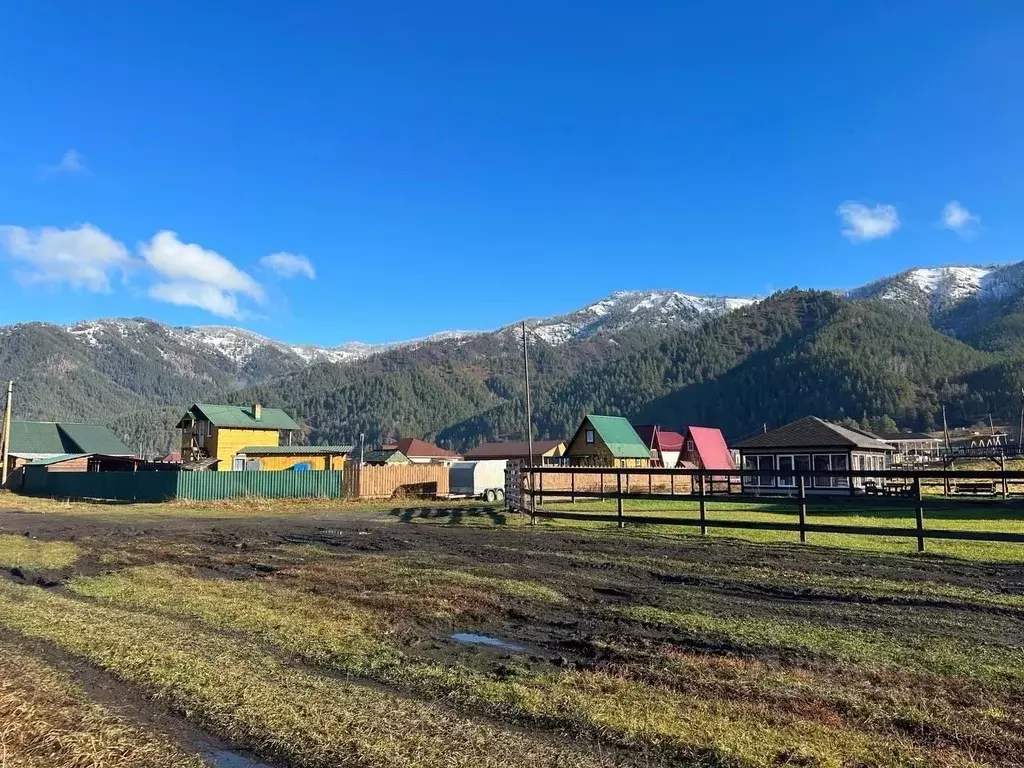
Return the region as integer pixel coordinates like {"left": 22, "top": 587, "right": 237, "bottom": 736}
{"left": 564, "top": 415, "right": 651, "bottom": 468}
{"left": 233, "top": 445, "right": 353, "bottom": 471}
{"left": 363, "top": 449, "right": 411, "bottom": 466}
{"left": 734, "top": 416, "right": 893, "bottom": 494}
{"left": 19, "top": 454, "right": 92, "bottom": 488}
{"left": 381, "top": 438, "right": 461, "bottom": 464}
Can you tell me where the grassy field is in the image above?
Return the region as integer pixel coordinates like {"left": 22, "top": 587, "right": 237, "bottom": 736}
{"left": 0, "top": 501, "right": 1023, "bottom": 766}
{"left": 534, "top": 495, "right": 1024, "bottom": 561}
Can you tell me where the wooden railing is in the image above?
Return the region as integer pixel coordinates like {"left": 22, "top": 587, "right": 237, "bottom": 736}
{"left": 510, "top": 466, "right": 1024, "bottom": 551}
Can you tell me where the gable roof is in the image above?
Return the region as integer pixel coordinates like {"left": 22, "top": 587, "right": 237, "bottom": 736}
{"left": 8, "top": 421, "right": 73, "bottom": 455}
{"left": 576, "top": 415, "right": 650, "bottom": 459}
{"left": 177, "top": 404, "right": 300, "bottom": 431}
{"left": 463, "top": 440, "right": 565, "bottom": 460}
{"left": 57, "top": 423, "right": 133, "bottom": 455}
{"left": 363, "top": 449, "right": 410, "bottom": 465}
{"left": 686, "top": 426, "right": 736, "bottom": 470}
{"left": 383, "top": 438, "right": 460, "bottom": 459}
{"left": 658, "top": 430, "right": 685, "bottom": 452}
{"left": 734, "top": 416, "right": 893, "bottom": 452}
{"left": 7, "top": 421, "right": 131, "bottom": 457}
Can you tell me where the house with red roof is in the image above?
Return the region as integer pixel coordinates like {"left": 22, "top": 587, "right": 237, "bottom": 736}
{"left": 381, "top": 437, "right": 461, "bottom": 464}
{"left": 680, "top": 426, "right": 736, "bottom": 471}
{"left": 657, "top": 430, "right": 685, "bottom": 468}
{"left": 633, "top": 425, "right": 685, "bottom": 468}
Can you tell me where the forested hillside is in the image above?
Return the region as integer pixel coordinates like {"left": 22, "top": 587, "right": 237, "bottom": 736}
{"left": 5, "top": 276, "right": 1024, "bottom": 455}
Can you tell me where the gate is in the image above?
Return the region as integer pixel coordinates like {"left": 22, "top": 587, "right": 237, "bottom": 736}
{"left": 504, "top": 460, "right": 524, "bottom": 510}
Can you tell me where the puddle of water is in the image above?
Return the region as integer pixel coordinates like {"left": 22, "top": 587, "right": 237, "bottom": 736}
{"left": 206, "top": 748, "right": 275, "bottom": 768}
{"left": 451, "top": 632, "right": 525, "bottom": 652}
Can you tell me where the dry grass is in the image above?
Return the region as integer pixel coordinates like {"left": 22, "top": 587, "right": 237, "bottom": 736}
{"left": 67, "top": 562, "right": 995, "bottom": 767}
{"left": 0, "top": 640, "right": 205, "bottom": 768}
{"left": 0, "top": 580, "right": 617, "bottom": 768}
{"left": 0, "top": 534, "right": 79, "bottom": 570}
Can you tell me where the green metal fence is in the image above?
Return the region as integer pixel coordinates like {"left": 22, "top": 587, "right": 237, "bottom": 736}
{"left": 21, "top": 468, "right": 345, "bottom": 502}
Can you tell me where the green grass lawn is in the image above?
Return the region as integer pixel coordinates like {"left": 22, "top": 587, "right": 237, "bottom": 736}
{"left": 538, "top": 497, "right": 1024, "bottom": 561}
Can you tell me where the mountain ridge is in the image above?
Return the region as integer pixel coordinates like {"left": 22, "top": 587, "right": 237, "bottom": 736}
{"left": 4, "top": 262, "right": 1024, "bottom": 455}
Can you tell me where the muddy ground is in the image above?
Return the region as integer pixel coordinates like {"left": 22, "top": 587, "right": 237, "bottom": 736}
{"left": 3, "top": 504, "right": 1024, "bottom": 767}
{"left": 5, "top": 505, "right": 1023, "bottom": 667}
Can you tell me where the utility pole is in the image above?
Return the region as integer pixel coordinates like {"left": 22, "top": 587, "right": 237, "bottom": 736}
{"left": 0, "top": 381, "right": 12, "bottom": 488}
{"left": 1019, "top": 388, "right": 1023, "bottom": 451}
{"left": 359, "top": 432, "right": 365, "bottom": 465}
{"left": 989, "top": 413, "right": 995, "bottom": 436}
{"left": 521, "top": 321, "right": 534, "bottom": 468}
{"left": 942, "top": 405, "right": 951, "bottom": 451}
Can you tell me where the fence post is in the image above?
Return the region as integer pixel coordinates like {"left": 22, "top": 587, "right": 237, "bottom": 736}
{"left": 529, "top": 468, "right": 536, "bottom": 526}
{"left": 670, "top": 473, "right": 675, "bottom": 497}
{"left": 699, "top": 472, "right": 707, "bottom": 536}
{"left": 798, "top": 474, "right": 807, "bottom": 544}
{"left": 617, "top": 471, "right": 624, "bottom": 528}
{"left": 600, "top": 473, "right": 604, "bottom": 496}
{"left": 1001, "top": 454, "right": 1008, "bottom": 499}
{"left": 570, "top": 471, "right": 575, "bottom": 504}
{"left": 538, "top": 470, "right": 544, "bottom": 508}
{"left": 914, "top": 477, "right": 925, "bottom": 553}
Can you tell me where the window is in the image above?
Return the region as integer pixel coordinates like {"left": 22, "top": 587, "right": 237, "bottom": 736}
{"left": 743, "top": 454, "right": 775, "bottom": 487}
{"left": 232, "top": 457, "right": 245, "bottom": 471}
{"left": 686, "top": 439, "right": 695, "bottom": 452}
{"left": 776, "top": 455, "right": 811, "bottom": 488}
{"left": 585, "top": 429, "right": 595, "bottom": 444}
{"left": 812, "top": 454, "right": 850, "bottom": 488}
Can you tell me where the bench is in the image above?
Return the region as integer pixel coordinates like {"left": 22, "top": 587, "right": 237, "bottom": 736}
{"left": 881, "top": 481, "right": 915, "bottom": 498}
{"left": 953, "top": 480, "right": 997, "bottom": 496}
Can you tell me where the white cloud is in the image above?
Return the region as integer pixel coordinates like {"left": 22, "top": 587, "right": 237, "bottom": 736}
{"left": 149, "top": 282, "right": 246, "bottom": 319}
{"left": 40, "top": 149, "right": 88, "bottom": 178}
{"left": 260, "top": 251, "right": 316, "bottom": 279}
{"left": 140, "top": 230, "right": 265, "bottom": 319}
{"left": 836, "top": 201, "right": 901, "bottom": 242}
{"left": 0, "top": 223, "right": 131, "bottom": 292}
{"left": 942, "top": 201, "right": 980, "bottom": 236}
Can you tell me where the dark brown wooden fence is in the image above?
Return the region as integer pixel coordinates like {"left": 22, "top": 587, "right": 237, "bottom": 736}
{"left": 509, "top": 465, "right": 1024, "bottom": 551}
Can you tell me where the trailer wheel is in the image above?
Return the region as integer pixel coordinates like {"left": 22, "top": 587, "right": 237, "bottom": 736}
{"left": 484, "top": 489, "right": 497, "bottom": 502}
{"left": 495, "top": 488, "right": 505, "bottom": 502}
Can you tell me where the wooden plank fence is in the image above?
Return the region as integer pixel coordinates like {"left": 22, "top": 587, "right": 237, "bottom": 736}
{"left": 343, "top": 463, "right": 449, "bottom": 499}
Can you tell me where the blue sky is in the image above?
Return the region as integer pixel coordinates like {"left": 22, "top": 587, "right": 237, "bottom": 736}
{"left": 1, "top": 2, "right": 1022, "bottom": 345}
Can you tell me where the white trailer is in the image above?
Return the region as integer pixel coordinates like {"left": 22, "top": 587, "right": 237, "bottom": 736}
{"left": 448, "top": 460, "right": 508, "bottom": 502}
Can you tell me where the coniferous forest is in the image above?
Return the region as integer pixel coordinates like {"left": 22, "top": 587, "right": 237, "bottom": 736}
{"left": 3, "top": 288, "right": 1024, "bottom": 454}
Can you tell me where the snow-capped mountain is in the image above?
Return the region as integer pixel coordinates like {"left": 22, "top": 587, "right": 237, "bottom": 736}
{"left": 39, "top": 290, "right": 755, "bottom": 372}
{"left": 848, "top": 264, "right": 1024, "bottom": 317}
{"left": 520, "top": 291, "right": 757, "bottom": 345}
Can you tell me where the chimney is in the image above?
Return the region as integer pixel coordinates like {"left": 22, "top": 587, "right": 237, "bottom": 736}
{"left": 253, "top": 403, "right": 262, "bottom": 421}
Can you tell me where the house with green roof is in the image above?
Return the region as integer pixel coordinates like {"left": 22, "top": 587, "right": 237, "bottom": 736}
{"left": 564, "top": 415, "right": 652, "bottom": 468}
{"left": 1, "top": 420, "right": 133, "bottom": 481}
{"left": 176, "top": 403, "right": 301, "bottom": 470}
{"left": 5, "top": 420, "right": 132, "bottom": 461}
